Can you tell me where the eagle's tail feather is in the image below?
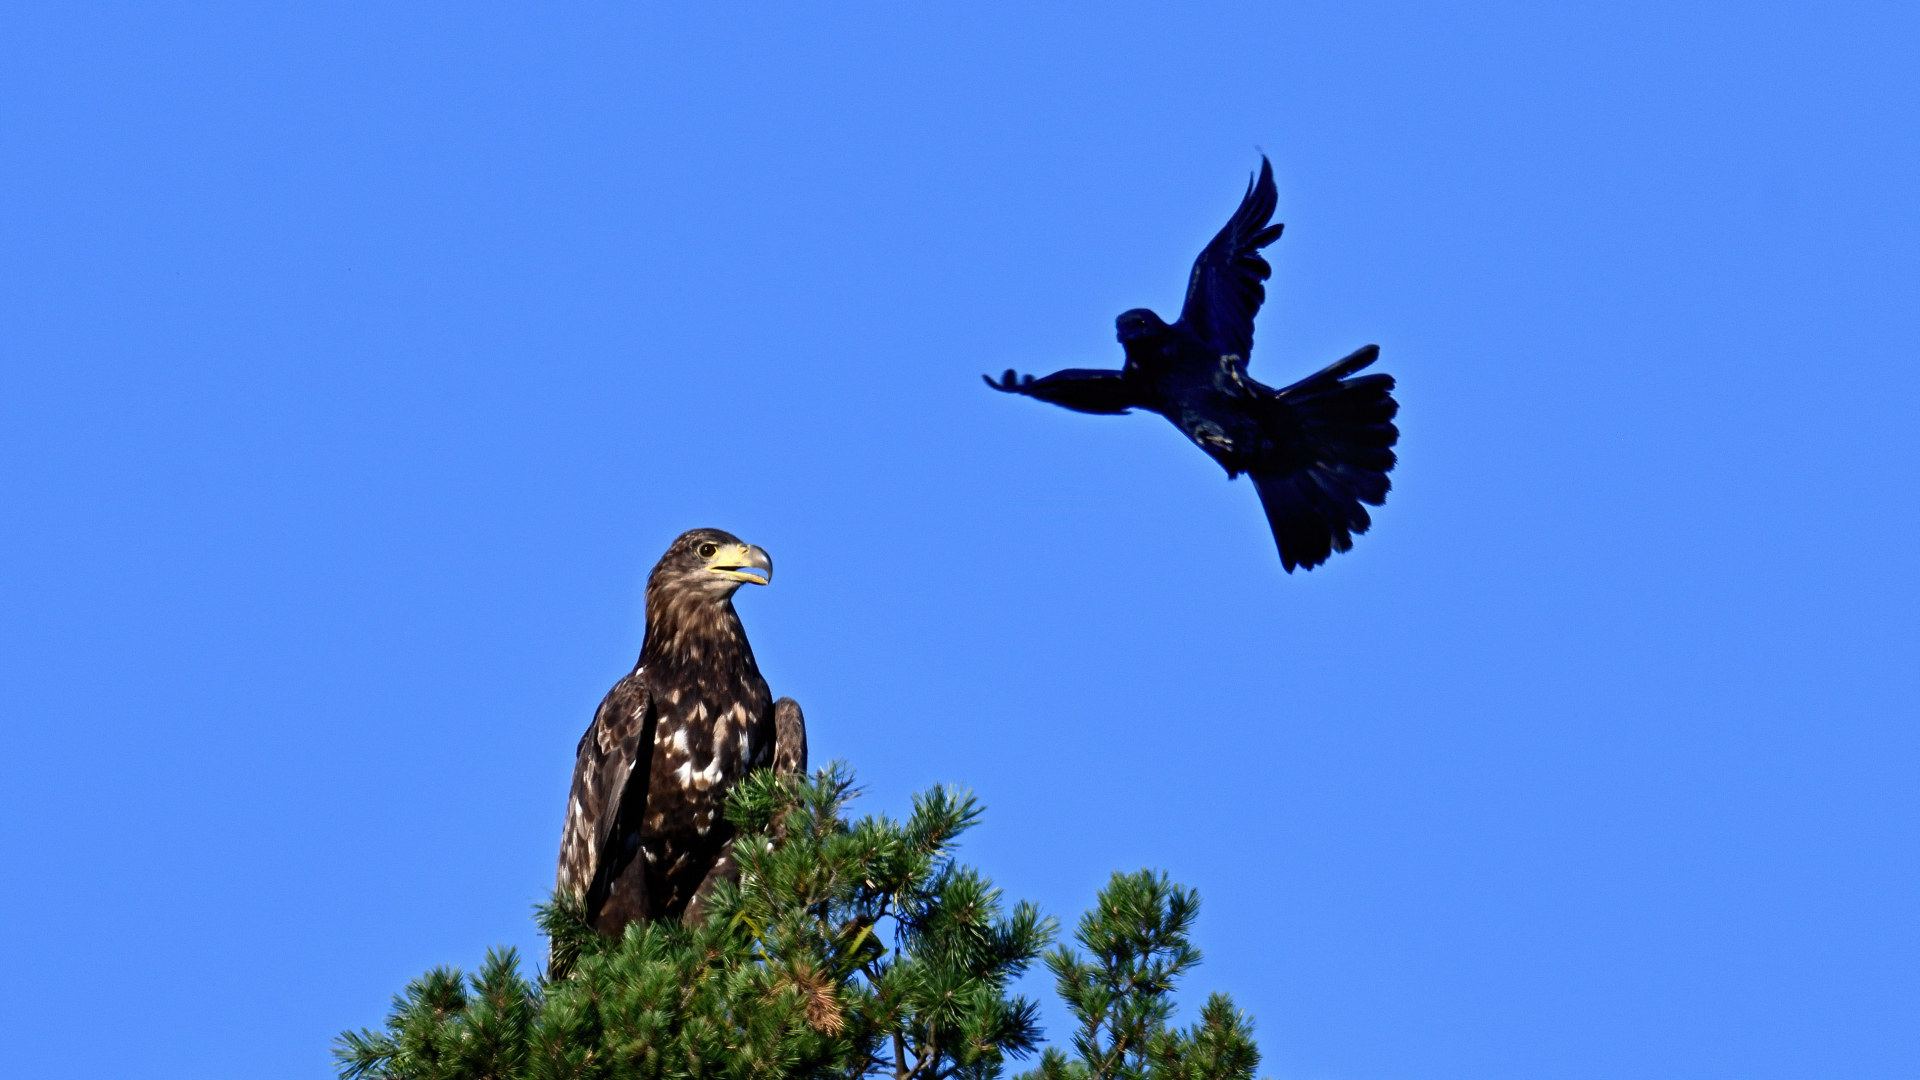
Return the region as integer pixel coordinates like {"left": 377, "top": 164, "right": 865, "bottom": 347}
{"left": 1253, "top": 345, "right": 1399, "bottom": 572}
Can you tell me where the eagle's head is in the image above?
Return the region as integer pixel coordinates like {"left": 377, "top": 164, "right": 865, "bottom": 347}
{"left": 650, "top": 528, "right": 773, "bottom": 599}
{"left": 1116, "top": 308, "right": 1169, "bottom": 344}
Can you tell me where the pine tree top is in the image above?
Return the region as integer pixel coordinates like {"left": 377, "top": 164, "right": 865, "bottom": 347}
{"left": 335, "top": 765, "right": 1265, "bottom": 1080}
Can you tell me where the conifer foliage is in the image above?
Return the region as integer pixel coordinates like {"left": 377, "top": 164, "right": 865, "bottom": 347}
{"left": 1017, "top": 872, "right": 1260, "bottom": 1080}
{"left": 334, "top": 767, "right": 1264, "bottom": 1080}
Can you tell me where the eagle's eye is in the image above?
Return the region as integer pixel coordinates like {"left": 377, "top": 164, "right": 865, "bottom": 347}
{"left": 698, "top": 542, "right": 718, "bottom": 558}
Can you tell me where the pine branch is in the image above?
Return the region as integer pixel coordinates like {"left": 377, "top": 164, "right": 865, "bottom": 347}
{"left": 337, "top": 763, "right": 1056, "bottom": 1080}
{"left": 335, "top": 768, "right": 1265, "bottom": 1080}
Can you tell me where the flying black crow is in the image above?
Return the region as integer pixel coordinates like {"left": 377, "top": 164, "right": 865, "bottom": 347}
{"left": 985, "top": 157, "right": 1399, "bottom": 572}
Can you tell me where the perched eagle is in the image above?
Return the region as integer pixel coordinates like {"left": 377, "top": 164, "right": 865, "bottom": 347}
{"left": 985, "top": 156, "right": 1400, "bottom": 572}
{"left": 556, "top": 528, "right": 806, "bottom": 942}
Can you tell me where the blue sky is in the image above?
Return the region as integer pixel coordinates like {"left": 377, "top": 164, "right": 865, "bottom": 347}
{"left": 2, "top": 2, "right": 1916, "bottom": 1077}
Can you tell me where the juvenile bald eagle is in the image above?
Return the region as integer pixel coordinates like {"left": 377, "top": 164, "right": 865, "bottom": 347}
{"left": 985, "top": 156, "right": 1400, "bottom": 572}
{"left": 556, "top": 528, "right": 807, "bottom": 942}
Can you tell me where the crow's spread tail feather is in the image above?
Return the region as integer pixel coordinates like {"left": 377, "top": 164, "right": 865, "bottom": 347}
{"left": 1252, "top": 345, "right": 1399, "bottom": 572}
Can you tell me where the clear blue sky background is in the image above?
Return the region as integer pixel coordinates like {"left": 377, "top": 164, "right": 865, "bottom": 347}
{"left": 2, "top": 3, "right": 1915, "bottom": 1077}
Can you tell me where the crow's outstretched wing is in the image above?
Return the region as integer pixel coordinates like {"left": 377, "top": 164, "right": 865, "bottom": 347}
{"left": 983, "top": 368, "right": 1138, "bottom": 415}
{"left": 1177, "top": 156, "right": 1284, "bottom": 359}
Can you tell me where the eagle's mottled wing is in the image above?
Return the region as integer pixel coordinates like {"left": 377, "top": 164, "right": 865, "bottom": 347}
{"left": 1176, "top": 156, "right": 1283, "bottom": 359}
{"left": 773, "top": 697, "right": 807, "bottom": 775}
{"left": 557, "top": 673, "right": 653, "bottom": 910}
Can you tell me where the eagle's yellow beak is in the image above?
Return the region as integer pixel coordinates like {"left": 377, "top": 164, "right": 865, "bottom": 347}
{"left": 707, "top": 542, "right": 772, "bottom": 586}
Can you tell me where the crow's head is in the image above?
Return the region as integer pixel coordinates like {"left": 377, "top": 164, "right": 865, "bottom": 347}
{"left": 650, "top": 528, "right": 772, "bottom": 599}
{"left": 1115, "top": 308, "right": 1169, "bottom": 343}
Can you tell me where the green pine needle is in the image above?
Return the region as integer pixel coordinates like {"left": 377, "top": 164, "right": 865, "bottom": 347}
{"left": 335, "top": 765, "right": 1264, "bottom": 1080}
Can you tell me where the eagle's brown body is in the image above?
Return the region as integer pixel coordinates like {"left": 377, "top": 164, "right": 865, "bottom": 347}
{"left": 556, "top": 529, "right": 806, "bottom": 941}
